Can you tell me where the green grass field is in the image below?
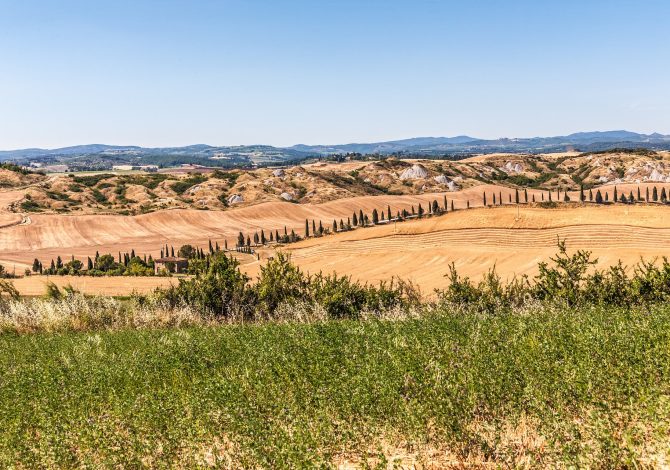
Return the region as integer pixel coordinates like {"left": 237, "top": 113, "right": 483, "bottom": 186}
{"left": 2, "top": 304, "right": 670, "bottom": 467}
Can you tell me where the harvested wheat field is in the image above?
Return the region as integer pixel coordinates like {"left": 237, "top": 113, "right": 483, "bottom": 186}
{"left": 2, "top": 182, "right": 670, "bottom": 295}
{"left": 268, "top": 203, "right": 670, "bottom": 294}
{"left": 11, "top": 275, "right": 177, "bottom": 297}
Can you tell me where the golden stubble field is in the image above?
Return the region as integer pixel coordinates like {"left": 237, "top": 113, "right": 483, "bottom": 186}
{"left": 2, "top": 182, "right": 670, "bottom": 296}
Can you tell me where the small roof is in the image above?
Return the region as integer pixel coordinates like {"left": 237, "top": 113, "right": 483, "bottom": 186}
{"left": 154, "top": 257, "right": 188, "bottom": 263}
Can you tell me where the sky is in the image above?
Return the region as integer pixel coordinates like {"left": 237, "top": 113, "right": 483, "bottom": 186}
{"left": 0, "top": 0, "right": 669, "bottom": 149}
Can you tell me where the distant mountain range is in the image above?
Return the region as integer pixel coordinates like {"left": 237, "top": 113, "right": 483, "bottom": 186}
{"left": 2, "top": 131, "right": 669, "bottom": 170}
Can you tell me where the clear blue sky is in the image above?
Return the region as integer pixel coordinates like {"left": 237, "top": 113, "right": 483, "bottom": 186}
{"left": 0, "top": 0, "right": 668, "bottom": 149}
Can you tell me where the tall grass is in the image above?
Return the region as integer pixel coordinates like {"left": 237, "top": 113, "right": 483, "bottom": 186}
{"left": 1, "top": 304, "right": 669, "bottom": 467}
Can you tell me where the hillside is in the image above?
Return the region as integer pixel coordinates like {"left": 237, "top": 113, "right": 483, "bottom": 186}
{"left": 11, "top": 149, "right": 670, "bottom": 215}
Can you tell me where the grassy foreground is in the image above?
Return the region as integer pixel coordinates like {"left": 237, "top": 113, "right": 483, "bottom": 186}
{"left": 2, "top": 305, "right": 670, "bottom": 468}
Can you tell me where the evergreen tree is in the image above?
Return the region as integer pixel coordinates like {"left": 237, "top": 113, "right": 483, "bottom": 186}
{"left": 515, "top": 189, "right": 519, "bottom": 204}
{"left": 208, "top": 240, "right": 214, "bottom": 254}
{"left": 548, "top": 191, "right": 552, "bottom": 202}
{"left": 333, "top": 220, "right": 338, "bottom": 232}
{"left": 50, "top": 259, "right": 56, "bottom": 273}
{"left": 352, "top": 212, "right": 358, "bottom": 226}
{"left": 160, "top": 248, "right": 164, "bottom": 258}
{"left": 564, "top": 192, "right": 570, "bottom": 202}
{"left": 619, "top": 192, "right": 626, "bottom": 203}
{"left": 524, "top": 188, "right": 528, "bottom": 203}
{"left": 662, "top": 188, "right": 668, "bottom": 202}
{"left": 32, "top": 258, "right": 40, "bottom": 273}
{"left": 508, "top": 194, "right": 512, "bottom": 203}
{"left": 246, "top": 236, "right": 251, "bottom": 247}
{"left": 276, "top": 229, "right": 280, "bottom": 241}
{"left": 261, "top": 230, "right": 266, "bottom": 245}
{"left": 215, "top": 241, "right": 220, "bottom": 251}
{"left": 589, "top": 189, "right": 593, "bottom": 202}
{"left": 483, "top": 193, "right": 487, "bottom": 206}
{"left": 131, "top": 249, "right": 135, "bottom": 259}
{"left": 284, "top": 226, "right": 288, "bottom": 236}
{"left": 493, "top": 193, "right": 497, "bottom": 205}
{"left": 171, "top": 246, "right": 175, "bottom": 257}
{"left": 417, "top": 204, "right": 424, "bottom": 218}
{"left": 629, "top": 191, "right": 635, "bottom": 204}
{"left": 319, "top": 221, "right": 324, "bottom": 234}
{"left": 596, "top": 190, "right": 603, "bottom": 204}
{"left": 387, "top": 205, "right": 392, "bottom": 220}
{"left": 253, "top": 233, "right": 259, "bottom": 245}
{"left": 499, "top": 191, "right": 502, "bottom": 205}
{"left": 305, "top": 219, "right": 309, "bottom": 237}
{"left": 637, "top": 187, "right": 641, "bottom": 202}
{"left": 56, "top": 256, "right": 63, "bottom": 269}
{"left": 372, "top": 209, "right": 379, "bottom": 224}
{"left": 646, "top": 187, "right": 650, "bottom": 202}
{"left": 339, "top": 219, "right": 344, "bottom": 230}
{"left": 605, "top": 192, "right": 609, "bottom": 202}
{"left": 312, "top": 220, "right": 317, "bottom": 234}
{"left": 580, "top": 186, "right": 585, "bottom": 202}
{"left": 451, "top": 200, "right": 455, "bottom": 211}
{"left": 431, "top": 200, "right": 439, "bottom": 214}
{"left": 224, "top": 240, "right": 228, "bottom": 250}
{"left": 359, "top": 210, "right": 364, "bottom": 225}
{"left": 443, "top": 195, "right": 448, "bottom": 211}
{"left": 237, "top": 232, "right": 245, "bottom": 247}
{"left": 95, "top": 250, "right": 100, "bottom": 261}
{"left": 613, "top": 186, "right": 618, "bottom": 203}
{"left": 532, "top": 194, "right": 536, "bottom": 203}
{"left": 653, "top": 186, "right": 658, "bottom": 201}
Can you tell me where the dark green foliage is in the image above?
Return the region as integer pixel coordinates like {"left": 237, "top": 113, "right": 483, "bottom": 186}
{"left": 72, "top": 174, "right": 114, "bottom": 187}
{"left": 170, "top": 174, "right": 207, "bottom": 195}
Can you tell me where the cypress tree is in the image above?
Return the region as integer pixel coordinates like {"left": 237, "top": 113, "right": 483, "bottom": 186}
{"left": 508, "top": 193, "right": 512, "bottom": 203}
{"left": 387, "top": 205, "right": 392, "bottom": 220}
{"left": 333, "top": 220, "right": 338, "bottom": 232}
{"left": 589, "top": 189, "right": 593, "bottom": 202}
{"left": 548, "top": 191, "right": 552, "bottom": 202}
{"left": 238, "top": 232, "right": 245, "bottom": 247}
{"left": 483, "top": 193, "right": 487, "bottom": 206}
{"left": 339, "top": 219, "right": 344, "bottom": 230}
{"left": 253, "top": 233, "right": 259, "bottom": 245}
{"left": 417, "top": 204, "right": 424, "bottom": 218}
{"left": 467, "top": 200, "right": 470, "bottom": 209}
{"left": 261, "top": 230, "right": 266, "bottom": 245}
{"left": 352, "top": 212, "right": 358, "bottom": 226}
{"left": 372, "top": 209, "right": 379, "bottom": 224}
{"left": 319, "top": 221, "right": 324, "bottom": 234}
{"left": 276, "top": 229, "right": 280, "bottom": 241}
{"left": 499, "top": 191, "right": 502, "bottom": 205}
{"left": 208, "top": 240, "right": 214, "bottom": 254}
{"left": 646, "top": 187, "right": 650, "bottom": 202}
{"left": 637, "top": 187, "right": 641, "bottom": 202}
{"left": 270, "top": 231, "right": 274, "bottom": 242}
{"left": 605, "top": 192, "right": 609, "bottom": 202}
{"left": 359, "top": 210, "right": 364, "bottom": 225}
{"left": 596, "top": 190, "right": 603, "bottom": 204}
{"left": 451, "top": 200, "right": 455, "bottom": 211}
{"left": 215, "top": 241, "right": 220, "bottom": 251}
{"left": 284, "top": 226, "right": 288, "bottom": 236}
{"left": 532, "top": 194, "right": 536, "bottom": 203}
{"left": 305, "top": 219, "right": 309, "bottom": 237}
{"left": 224, "top": 240, "right": 228, "bottom": 250}
{"left": 443, "top": 195, "right": 448, "bottom": 211}
{"left": 662, "top": 188, "right": 668, "bottom": 202}
{"left": 515, "top": 189, "right": 519, "bottom": 204}
{"left": 619, "top": 192, "right": 626, "bottom": 203}
{"left": 246, "top": 236, "right": 251, "bottom": 247}
{"left": 95, "top": 250, "right": 99, "bottom": 261}
{"left": 580, "top": 186, "right": 585, "bottom": 202}
{"left": 653, "top": 186, "right": 659, "bottom": 201}
{"left": 50, "top": 259, "right": 56, "bottom": 272}
{"left": 493, "top": 193, "right": 497, "bottom": 205}
{"left": 613, "top": 186, "right": 618, "bottom": 203}
{"left": 32, "top": 258, "right": 40, "bottom": 273}
{"left": 432, "top": 200, "right": 439, "bottom": 214}
{"left": 629, "top": 191, "right": 635, "bottom": 204}
{"left": 160, "top": 248, "right": 164, "bottom": 258}
{"left": 564, "top": 192, "right": 570, "bottom": 202}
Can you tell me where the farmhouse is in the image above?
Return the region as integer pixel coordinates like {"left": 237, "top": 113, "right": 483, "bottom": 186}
{"left": 153, "top": 256, "right": 189, "bottom": 274}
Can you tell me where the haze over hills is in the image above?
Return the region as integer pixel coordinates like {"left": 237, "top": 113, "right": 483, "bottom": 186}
{"left": 1, "top": 131, "right": 670, "bottom": 171}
